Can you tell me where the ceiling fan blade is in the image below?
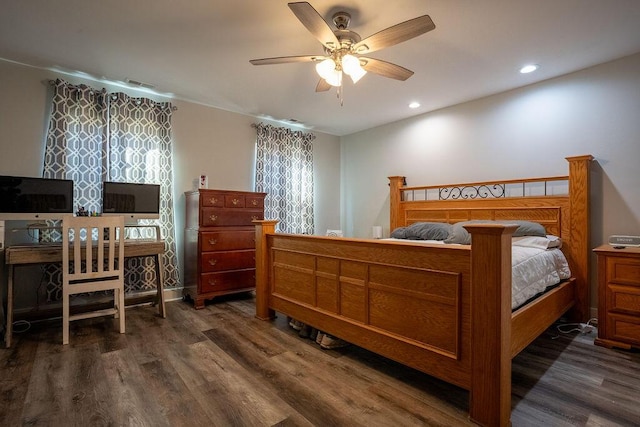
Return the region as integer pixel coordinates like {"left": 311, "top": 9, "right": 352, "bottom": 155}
{"left": 250, "top": 55, "right": 323, "bottom": 65}
{"left": 288, "top": 2, "right": 340, "bottom": 50}
{"left": 360, "top": 57, "right": 414, "bottom": 81}
{"left": 353, "top": 15, "right": 435, "bottom": 54}
{"left": 315, "top": 79, "right": 331, "bottom": 92}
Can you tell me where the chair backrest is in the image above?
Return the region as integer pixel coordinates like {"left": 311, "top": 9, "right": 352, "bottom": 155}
{"left": 62, "top": 215, "right": 125, "bottom": 284}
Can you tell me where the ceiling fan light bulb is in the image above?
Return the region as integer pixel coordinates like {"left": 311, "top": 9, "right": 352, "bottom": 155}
{"left": 325, "top": 70, "right": 342, "bottom": 87}
{"left": 342, "top": 54, "right": 367, "bottom": 84}
{"left": 316, "top": 59, "right": 337, "bottom": 80}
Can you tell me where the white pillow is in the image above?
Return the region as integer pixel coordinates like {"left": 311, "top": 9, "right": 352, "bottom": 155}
{"left": 512, "top": 235, "right": 562, "bottom": 250}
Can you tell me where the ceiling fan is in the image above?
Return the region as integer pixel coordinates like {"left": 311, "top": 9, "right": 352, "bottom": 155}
{"left": 250, "top": 2, "right": 435, "bottom": 98}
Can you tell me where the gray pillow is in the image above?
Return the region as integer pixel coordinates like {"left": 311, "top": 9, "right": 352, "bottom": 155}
{"left": 444, "top": 220, "right": 546, "bottom": 244}
{"left": 505, "top": 220, "right": 547, "bottom": 237}
{"left": 390, "top": 226, "right": 408, "bottom": 239}
{"left": 390, "top": 222, "right": 452, "bottom": 240}
{"left": 444, "top": 221, "right": 476, "bottom": 244}
{"left": 406, "top": 222, "right": 452, "bottom": 240}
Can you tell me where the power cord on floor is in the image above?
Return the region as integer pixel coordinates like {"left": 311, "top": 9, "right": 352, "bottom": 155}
{"left": 556, "top": 317, "right": 598, "bottom": 335}
{"left": 12, "top": 319, "right": 31, "bottom": 334}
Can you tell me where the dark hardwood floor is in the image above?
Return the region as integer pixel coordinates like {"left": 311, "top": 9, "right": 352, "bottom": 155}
{"left": 1, "top": 295, "right": 639, "bottom": 426}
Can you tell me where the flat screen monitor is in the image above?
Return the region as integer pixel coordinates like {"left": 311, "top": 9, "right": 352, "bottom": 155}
{"left": 102, "top": 181, "right": 160, "bottom": 221}
{"left": 0, "top": 175, "right": 74, "bottom": 221}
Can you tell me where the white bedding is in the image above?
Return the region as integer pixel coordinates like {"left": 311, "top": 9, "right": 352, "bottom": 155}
{"left": 383, "top": 238, "right": 571, "bottom": 309}
{"left": 511, "top": 245, "right": 570, "bottom": 309}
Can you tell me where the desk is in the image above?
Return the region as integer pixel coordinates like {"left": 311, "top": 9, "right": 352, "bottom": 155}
{"left": 4, "top": 239, "right": 167, "bottom": 348}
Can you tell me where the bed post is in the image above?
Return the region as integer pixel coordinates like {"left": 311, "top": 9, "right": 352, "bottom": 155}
{"left": 253, "top": 219, "right": 278, "bottom": 320}
{"left": 465, "top": 224, "right": 518, "bottom": 427}
{"left": 566, "top": 154, "right": 593, "bottom": 322}
{"left": 388, "top": 176, "right": 406, "bottom": 232}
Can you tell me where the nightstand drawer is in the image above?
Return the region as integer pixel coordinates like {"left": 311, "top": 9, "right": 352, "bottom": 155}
{"left": 607, "top": 257, "right": 640, "bottom": 286}
{"left": 609, "top": 314, "right": 640, "bottom": 346}
{"left": 608, "top": 284, "right": 640, "bottom": 315}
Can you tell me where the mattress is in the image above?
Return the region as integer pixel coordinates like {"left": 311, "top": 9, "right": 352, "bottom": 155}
{"left": 511, "top": 245, "right": 571, "bottom": 309}
{"left": 383, "top": 238, "right": 571, "bottom": 309}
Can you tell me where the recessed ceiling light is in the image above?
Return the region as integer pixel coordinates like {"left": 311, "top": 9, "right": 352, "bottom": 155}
{"left": 409, "top": 102, "right": 421, "bottom": 109}
{"left": 519, "top": 64, "right": 539, "bottom": 74}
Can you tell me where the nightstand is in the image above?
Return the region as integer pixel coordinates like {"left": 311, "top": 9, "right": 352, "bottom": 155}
{"left": 593, "top": 245, "right": 640, "bottom": 350}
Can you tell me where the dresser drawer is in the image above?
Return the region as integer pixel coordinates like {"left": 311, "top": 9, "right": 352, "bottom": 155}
{"left": 607, "top": 256, "right": 640, "bottom": 287}
{"left": 201, "top": 230, "right": 255, "bottom": 251}
{"left": 201, "top": 193, "right": 224, "bottom": 207}
{"left": 225, "top": 195, "right": 245, "bottom": 208}
{"left": 201, "top": 250, "right": 255, "bottom": 272}
{"left": 246, "top": 196, "right": 264, "bottom": 209}
{"left": 201, "top": 208, "right": 263, "bottom": 227}
{"left": 200, "top": 269, "right": 256, "bottom": 293}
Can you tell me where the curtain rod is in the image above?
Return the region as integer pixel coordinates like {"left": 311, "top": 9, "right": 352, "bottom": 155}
{"left": 48, "top": 79, "right": 178, "bottom": 111}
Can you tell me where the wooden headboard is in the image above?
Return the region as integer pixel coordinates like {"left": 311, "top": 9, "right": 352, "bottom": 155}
{"left": 389, "top": 155, "right": 593, "bottom": 321}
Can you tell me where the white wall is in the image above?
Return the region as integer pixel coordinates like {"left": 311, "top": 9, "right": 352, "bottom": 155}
{"left": 0, "top": 59, "right": 341, "bottom": 300}
{"left": 340, "top": 52, "right": 640, "bottom": 310}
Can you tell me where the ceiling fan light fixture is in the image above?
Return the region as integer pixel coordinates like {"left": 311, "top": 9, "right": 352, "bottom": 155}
{"left": 251, "top": 2, "right": 436, "bottom": 102}
{"left": 342, "top": 54, "right": 366, "bottom": 83}
{"left": 325, "top": 70, "right": 342, "bottom": 87}
{"left": 316, "top": 58, "right": 342, "bottom": 87}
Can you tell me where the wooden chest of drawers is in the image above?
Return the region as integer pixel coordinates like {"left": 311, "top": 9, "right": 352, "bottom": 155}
{"left": 183, "top": 189, "right": 266, "bottom": 309}
{"left": 594, "top": 245, "right": 640, "bottom": 350}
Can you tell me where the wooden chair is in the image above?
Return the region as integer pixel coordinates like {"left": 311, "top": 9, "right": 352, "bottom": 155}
{"left": 62, "top": 215, "right": 125, "bottom": 345}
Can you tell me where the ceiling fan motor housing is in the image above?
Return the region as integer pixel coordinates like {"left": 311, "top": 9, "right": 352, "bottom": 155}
{"left": 332, "top": 11, "right": 351, "bottom": 29}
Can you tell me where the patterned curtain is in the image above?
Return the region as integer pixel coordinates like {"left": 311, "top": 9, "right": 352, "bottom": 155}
{"left": 42, "top": 79, "right": 179, "bottom": 301}
{"left": 254, "top": 123, "right": 315, "bottom": 234}
{"left": 43, "top": 80, "right": 108, "bottom": 212}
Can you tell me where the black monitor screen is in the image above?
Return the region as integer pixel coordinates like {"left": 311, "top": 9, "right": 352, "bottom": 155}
{"left": 0, "top": 175, "right": 74, "bottom": 215}
{"left": 102, "top": 181, "right": 160, "bottom": 215}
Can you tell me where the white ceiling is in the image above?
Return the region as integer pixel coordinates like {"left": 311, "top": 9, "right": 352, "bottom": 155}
{"left": 2, "top": 0, "right": 640, "bottom": 136}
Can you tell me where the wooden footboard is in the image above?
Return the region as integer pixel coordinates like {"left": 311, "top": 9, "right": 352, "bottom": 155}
{"left": 255, "top": 221, "right": 522, "bottom": 426}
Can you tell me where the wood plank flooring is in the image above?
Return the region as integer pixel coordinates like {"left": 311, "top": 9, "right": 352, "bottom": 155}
{"left": 1, "top": 294, "right": 639, "bottom": 426}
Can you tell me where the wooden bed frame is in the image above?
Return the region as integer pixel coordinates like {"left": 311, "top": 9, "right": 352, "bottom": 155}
{"left": 254, "top": 155, "right": 592, "bottom": 426}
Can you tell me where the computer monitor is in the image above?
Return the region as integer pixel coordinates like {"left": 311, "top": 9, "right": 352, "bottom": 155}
{"left": 0, "top": 175, "right": 74, "bottom": 221}
{"left": 102, "top": 181, "right": 160, "bottom": 222}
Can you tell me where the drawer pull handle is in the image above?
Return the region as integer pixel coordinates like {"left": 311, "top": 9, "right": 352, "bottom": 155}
{"left": 209, "top": 197, "right": 218, "bottom": 205}
{"left": 209, "top": 214, "right": 218, "bottom": 222}
{"left": 232, "top": 198, "right": 240, "bottom": 205}
{"left": 251, "top": 200, "right": 258, "bottom": 206}
{"left": 208, "top": 279, "right": 217, "bottom": 286}
{"left": 208, "top": 259, "right": 218, "bottom": 266}
{"left": 251, "top": 215, "right": 258, "bottom": 220}
{"left": 208, "top": 239, "right": 218, "bottom": 245}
